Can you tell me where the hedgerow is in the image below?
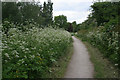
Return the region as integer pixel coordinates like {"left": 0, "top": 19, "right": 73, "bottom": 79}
{"left": 76, "top": 26, "right": 119, "bottom": 68}
{"left": 2, "top": 23, "right": 72, "bottom": 78}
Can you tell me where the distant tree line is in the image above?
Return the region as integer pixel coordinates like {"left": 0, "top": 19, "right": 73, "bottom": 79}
{"left": 2, "top": 2, "right": 79, "bottom": 32}
{"left": 54, "top": 15, "right": 80, "bottom": 32}
{"left": 54, "top": 2, "right": 120, "bottom": 32}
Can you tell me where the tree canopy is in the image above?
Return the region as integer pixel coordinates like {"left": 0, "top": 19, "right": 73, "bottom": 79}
{"left": 54, "top": 15, "right": 68, "bottom": 30}
{"left": 2, "top": 1, "right": 53, "bottom": 26}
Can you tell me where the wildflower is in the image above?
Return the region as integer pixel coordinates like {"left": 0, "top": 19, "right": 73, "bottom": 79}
{"left": 15, "top": 55, "right": 19, "bottom": 58}
{"left": 31, "top": 55, "right": 35, "bottom": 59}
{"left": 115, "top": 64, "right": 118, "bottom": 66}
{"left": 4, "top": 53, "right": 9, "bottom": 58}
{"left": 25, "top": 48, "right": 29, "bottom": 51}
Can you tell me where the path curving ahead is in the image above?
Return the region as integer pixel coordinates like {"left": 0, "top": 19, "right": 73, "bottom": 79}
{"left": 64, "top": 36, "right": 94, "bottom": 78}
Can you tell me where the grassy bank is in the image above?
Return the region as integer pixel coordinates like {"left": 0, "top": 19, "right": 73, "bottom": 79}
{"left": 43, "top": 43, "right": 73, "bottom": 78}
{"left": 83, "top": 41, "right": 119, "bottom": 78}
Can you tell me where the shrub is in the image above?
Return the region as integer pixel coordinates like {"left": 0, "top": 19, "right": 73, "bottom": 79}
{"left": 76, "top": 26, "right": 119, "bottom": 68}
{"left": 2, "top": 25, "right": 72, "bottom": 78}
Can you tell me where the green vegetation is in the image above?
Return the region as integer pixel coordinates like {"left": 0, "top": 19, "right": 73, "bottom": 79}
{"left": 2, "top": 2, "right": 53, "bottom": 26}
{"left": 2, "top": 23, "right": 72, "bottom": 78}
{"left": 1, "top": 0, "right": 120, "bottom": 79}
{"left": 2, "top": 1, "right": 80, "bottom": 33}
{"left": 77, "top": 2, "right": 120, "bottom": 30}
{"left": 91, "top": 2, "right": 119, "bottom": 26}
{"left": 77, "top": 26, "right": 119, "bottom": 66}
{"left": 43, "top": 43, "right": 73, "bottom": 78}
{"left": 2, "top": 1, "right": 74, "bottom": 79}
{"left": 84, "top": 42, "right": 119, "bottom": 78}
{"left": 54, "top": 15, "right": 68, "bottom": 30}
{"left": 76, "top": 2, "right": 120, "bottom": 78}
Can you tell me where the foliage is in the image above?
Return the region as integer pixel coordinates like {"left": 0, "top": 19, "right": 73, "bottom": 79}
{"left": 42, "top": 2, "right": 53, "bottom": 25}
{"left": 2, "top": 1, "right": 53, "bottom": 26}
{"left": 76, "top": 1, "right": 120, "bottom": 70}
{"left": 54, "top": 15, "right": 68, "bottom": 30}
{"left": 76, "top": 26, "right": 119, "bottom": 68}
{"left": 77, "top": 16, "right": 97, "bottom": 30}
{"left": 91, "top": 2, "right": 119, "bottom": 26}
{"left": 77, "top": 2, "right": 119, "bottom": 31}
{"left": 72, "top": 21, "right": 77, "bottom": 32}
{"left": 2, "top": 2, "right": 22, "bottom": 23}
{"left": 2, "top": 20, "right": 40, "bottom": 34}
{"left": 2, "top": 23, "right": 72, "bottom": 78}
{"left": 84, "top": 42, "right": 119, "bottom": 78}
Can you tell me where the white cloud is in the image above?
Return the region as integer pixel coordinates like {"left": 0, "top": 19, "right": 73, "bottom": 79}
{"left": 38, "top": 0, "right": 93, "bottom": 23}
{"left": 53, "top": 11, "right": 91, "bottom": 23}
{"left": 53, "top": 0, "right": 93, "bottom": 3}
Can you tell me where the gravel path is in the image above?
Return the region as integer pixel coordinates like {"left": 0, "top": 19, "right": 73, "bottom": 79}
{"left": 64, "top": 36, "right": 94, "bottom": 78}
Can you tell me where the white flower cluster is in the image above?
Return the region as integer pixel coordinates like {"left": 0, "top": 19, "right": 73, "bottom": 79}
{"left": 86, "top": 27, "right": 119, "bottom": 64}
{"left": 2, "top": 27, "right": 72, "bottom": 78}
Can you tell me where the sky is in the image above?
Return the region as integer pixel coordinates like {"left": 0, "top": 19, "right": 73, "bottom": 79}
{"left": 39, "top": 0, "right": 93, "bottom": 24}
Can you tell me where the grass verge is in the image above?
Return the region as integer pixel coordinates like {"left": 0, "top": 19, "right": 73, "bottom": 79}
{"left": 42, "top": 43, "right": 73, "bottom": 78}
{"left": 83, "top": 41, "right": 119, "bottom": 78}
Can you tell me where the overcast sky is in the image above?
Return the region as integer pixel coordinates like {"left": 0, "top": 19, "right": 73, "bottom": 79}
{"left": 39, "top": 0, "right": 93, "bottom": 24}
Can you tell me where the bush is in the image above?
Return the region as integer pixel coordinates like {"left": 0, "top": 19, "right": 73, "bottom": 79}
{"left": 76, "top": 26, "right": 119, "bottom": 68}
{"left": 2, "top": 25, "right": 72, "bottom": 78}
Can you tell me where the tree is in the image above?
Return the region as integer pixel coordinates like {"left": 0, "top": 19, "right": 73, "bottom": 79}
{"left": 91, "top": 2, "right": 119, "bottom": 26}
{"left": 54, "top": 15, "right": 68, "bottom": 30}
{"left": 68, "top": 23, "right": 73, "bottom": 32}
{"left": 2, "top": 2, "right": 22, "bottom": 23}
{"left": 72, "top": 21, "right": 77, "bottom": 32}
{"left": 42, "top": 1, "right": 53, "bottom": 26}
{"left": 2, "top": 1, "right": 53, "bottom": 27}
{"left": 20, "top": 2, "right": 43, "bottom": 25}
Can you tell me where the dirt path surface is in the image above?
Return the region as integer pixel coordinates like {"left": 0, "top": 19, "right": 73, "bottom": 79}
{"left": 64, "top": 36, "right": 94, "bottom": 78}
